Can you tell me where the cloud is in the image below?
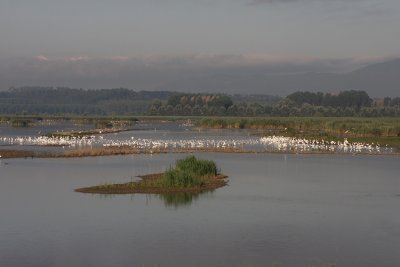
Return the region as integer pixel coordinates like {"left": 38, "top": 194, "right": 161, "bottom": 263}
{"left": 25, "top": 54, "right": 365, "bottom": 71}
{"left": 35, "top": 55, "right": 49, "bottom": 61}
{"left": 66, "top": 56, "right": 89, "bottom": 62}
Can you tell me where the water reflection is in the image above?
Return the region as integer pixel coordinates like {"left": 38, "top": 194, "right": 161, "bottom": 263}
{"left": 157, "top": 190, "right": 215, "bottom": 208}
{"left": 90, "top": 190, "right": 215, "bottom": 208}
{"left": 97, "top": 194, "right": 117, "bottom": 199}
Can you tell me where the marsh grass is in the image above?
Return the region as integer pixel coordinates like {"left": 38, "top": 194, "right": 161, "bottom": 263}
{"left": 159, "top": 169, "right": 204, "bottom": 187}
{"left": 197, "top": 117, "right": 400, "bottom": 135}
{"left": 156, "top": 156, "right": 218, "bottom": 188}
{"left": 176, "top": 155, "right": 218, "bottom": 176}
{"left": 197, "top": 117, "right": 400, "bottom": 147}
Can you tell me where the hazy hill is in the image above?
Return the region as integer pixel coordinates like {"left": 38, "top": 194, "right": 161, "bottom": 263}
{"left": 1, "top": 58, "right": 399, "bottom": 97}
{"left": 156, "top": 59, "right": 400, "bottom": 97}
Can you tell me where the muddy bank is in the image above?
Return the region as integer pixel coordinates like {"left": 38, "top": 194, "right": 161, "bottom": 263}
{"left": 44, "top": 127, "right": 132, "bottom": 138}
{"left": 75, "top": 173, "right": 228, "bottom": 194}
{"left": 0, "top": 149, "right": 54, "bottom": 158}
{"left": 1, "top": 146, "right": 399, "bottom": 159}
{"left": 0, "top": 146, "right": 246, "bottom": 159}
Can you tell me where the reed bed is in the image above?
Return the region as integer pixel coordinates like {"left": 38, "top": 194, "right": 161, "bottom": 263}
{"left": 197, "top": 117, "right": 400, "bottom": 136}
{"left": 197, "top": 117, "right": 400, "bottom": 147}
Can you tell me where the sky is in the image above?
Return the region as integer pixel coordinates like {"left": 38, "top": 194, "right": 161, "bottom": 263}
{"left": 0, "top": 0, "right": 399, "bottom": 92}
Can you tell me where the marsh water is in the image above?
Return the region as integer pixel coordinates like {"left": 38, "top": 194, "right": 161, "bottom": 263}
{"left": 1, "top": 122, "right": 396, "bottom": 154}
{"left": 0, "top": 122, "right": 264, "bottom": 152}
{"left": 1, "top": 152, "right": 400, "bottom": 266}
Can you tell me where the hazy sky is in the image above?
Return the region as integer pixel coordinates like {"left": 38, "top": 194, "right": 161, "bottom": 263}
{"left": 1, "top": 0, "right": 399, "bottom": 59}
{"left": 0, "top": 0, "right": 399, "bottom": 92}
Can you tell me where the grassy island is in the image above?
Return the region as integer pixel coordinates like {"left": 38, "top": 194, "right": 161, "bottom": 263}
{"left": 75, "top": 155, "right": 228, "bottom": 194}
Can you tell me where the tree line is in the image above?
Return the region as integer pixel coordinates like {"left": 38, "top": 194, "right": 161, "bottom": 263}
{"left": 148, "top": 90, "right": 400, "bottom": 117}
{"left": 0, "top": 87, "right": 399, "bottom": 117}
{"left": 286, "top": 91, "right": 372, "bottom": 109}
{"left": 0, "top": 87, "right": 172, "bottom": 115}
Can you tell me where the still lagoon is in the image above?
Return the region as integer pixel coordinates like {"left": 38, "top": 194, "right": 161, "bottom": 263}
{"left": 1, "top": 153, "right": 399, "bottom": 266}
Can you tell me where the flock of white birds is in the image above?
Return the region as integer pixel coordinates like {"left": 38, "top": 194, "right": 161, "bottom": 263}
{"left": 0, "top": 134, "right": 392, "bottom": 154}
{"left": 259, "top": 136, "right": 389, "bottom": 153}
{"left": 0, "top": 136, "right": 94, "bottom": 147}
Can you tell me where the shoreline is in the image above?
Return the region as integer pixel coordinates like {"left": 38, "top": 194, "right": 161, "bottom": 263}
{"left": 1, "top": 146, "right": 399, "bottom": 159}
{"left": 75, "top": 172, "right": 228, "bottom": 194}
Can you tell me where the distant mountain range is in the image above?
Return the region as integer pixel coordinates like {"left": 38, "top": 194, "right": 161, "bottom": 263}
{"left": 1, "top": 58, "right": 399, "bottom": 97}
{"left": 155, "top": 59, "right": 400, "bottom": 97}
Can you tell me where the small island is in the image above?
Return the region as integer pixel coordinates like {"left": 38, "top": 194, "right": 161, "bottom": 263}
{"left": 75, "top": 155, "right": 228, "bottom": 194}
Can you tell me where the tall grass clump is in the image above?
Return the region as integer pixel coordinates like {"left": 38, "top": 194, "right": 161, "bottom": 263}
{"left": 159, "top": 156, "right": 219, "bottom": 188}
{"left": 176, "top": 155, "right": 218, "bottom": 176}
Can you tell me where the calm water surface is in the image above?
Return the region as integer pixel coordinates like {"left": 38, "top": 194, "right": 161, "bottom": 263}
{"left": 0, "top": 153, "right": 399, "bottom": 266}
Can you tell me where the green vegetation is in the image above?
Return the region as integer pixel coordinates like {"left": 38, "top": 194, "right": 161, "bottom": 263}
{"left": 0, "top": 115, "right": 139, "bottom": 127}
{"left": 287, "top": 90, "right": 372, "bottom": 108}
{"left": 0, "top": 87, "right": 172, "bottom": 115}
{"left": 197, "top": 117, "right": 400, "bottom": 136}
{"left": 148, "top": 90, "right": 400, "bottom": 117}
{"left": 2, "top": 87, "right": 399, "bottom": 117}
{"left": 159, "top": 156, "right": 218, "bottom": 187}
{"left": 75, "top": 156, "right": 227, "bottom": 194}
{"left": 197, "top": 117, "right": 400, "bottom": 148}
{"left": 93, "top": 118, "right": 136, "bottom": 128}
{"left": 148, "top": 93, "right": 235, "bottom": 116}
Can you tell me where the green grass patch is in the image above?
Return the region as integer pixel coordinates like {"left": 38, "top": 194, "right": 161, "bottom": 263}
{"left": 157, "top": 156, "right": 218, "bottom": 187}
